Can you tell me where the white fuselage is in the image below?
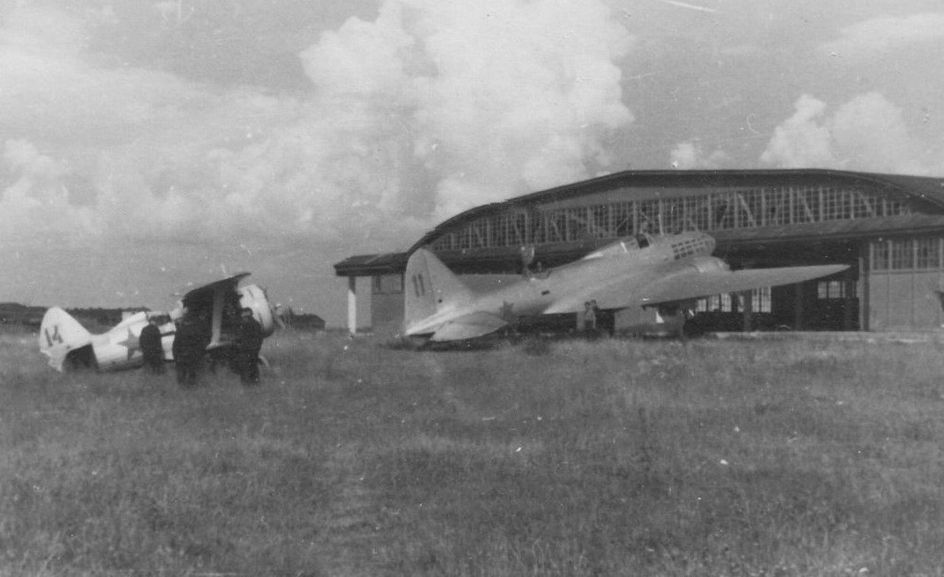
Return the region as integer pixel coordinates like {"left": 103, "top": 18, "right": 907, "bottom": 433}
{"left": 406, "top": 232, "right": 717, "bottom": 337}
{"left": 88, "top": 313, "right": 176, "bottom": 371}
{"left": 40, "top": 282, "right": 277, "bottom": 372}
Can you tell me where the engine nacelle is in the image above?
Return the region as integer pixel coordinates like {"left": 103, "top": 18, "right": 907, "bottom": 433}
{"left": 238, "top": 284, "right": 276, "bottom": 337}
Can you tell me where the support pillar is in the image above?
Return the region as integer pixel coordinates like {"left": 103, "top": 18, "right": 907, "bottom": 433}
{"left": 843, "top": 278, "right": 856, "bottom": 330}
{"left": 347, "top": 276, "right": 357, "bottom": 336}
{"left": 859, "top": 250, "right": 869, "bottom": 332}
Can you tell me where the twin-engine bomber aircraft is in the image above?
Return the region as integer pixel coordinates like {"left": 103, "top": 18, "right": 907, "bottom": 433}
{"left": 39, "top": 273, "right": 277, "bottom": 372}
{"left": 404, "top": 231, "right": 849, "bottom": 343}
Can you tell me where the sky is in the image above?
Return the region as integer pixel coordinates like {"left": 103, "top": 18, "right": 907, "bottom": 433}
{"left": 3, "top": 0, "right": 944, "bottom": 327}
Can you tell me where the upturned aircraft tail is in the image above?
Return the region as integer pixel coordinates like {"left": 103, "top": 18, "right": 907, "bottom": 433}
{"left": 403, "top": 248, "right": 473, "bottom": 336}
{"left": 39, "top": 307, "right": 93, "bottom": 371}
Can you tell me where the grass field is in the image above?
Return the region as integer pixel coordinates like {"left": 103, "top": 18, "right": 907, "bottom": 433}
{"left": 2, "top": 328, "right": 944, "bottom": 576}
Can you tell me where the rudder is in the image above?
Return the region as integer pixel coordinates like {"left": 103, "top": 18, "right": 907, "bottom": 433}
{"left": 39, "top": 307, "right": 93, "bottom": 371}
{"left": 404, "top": 248, "right": 472, "bottom": 334}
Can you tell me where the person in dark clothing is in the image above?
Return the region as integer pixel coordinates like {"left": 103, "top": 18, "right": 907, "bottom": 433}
{"left": 139, "top": 315, "right": 165, "bottom": 375}
{"left": 583, "top": 300, "right": 598, "bottom": 334}
{"left": 235, "top": 308, "right": 263, "bottom": 385}
{"left": 172, "top": 311, "right": 207, "bottom": 387}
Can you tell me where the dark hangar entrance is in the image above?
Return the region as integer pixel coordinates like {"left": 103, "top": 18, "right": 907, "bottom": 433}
{"left": 683, "top": 238, "right": 860, "bottom": 334}
{"left": 335, "top": 169, "right": 944, "bottom": 336}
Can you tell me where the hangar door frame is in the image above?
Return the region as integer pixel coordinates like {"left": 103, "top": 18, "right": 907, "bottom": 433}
{"left": 868, "top": 236, "right": 944, "bottom": 331}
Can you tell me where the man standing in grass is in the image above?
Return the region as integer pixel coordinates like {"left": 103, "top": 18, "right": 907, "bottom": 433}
{"left": 140, "top": 315, "right": 165, "bottom": 375}
{"left": 235, "top": 308, "right": 263, "bottom": 385}
{"left": 172, "top": 310, "right": 206, "bottom": 387}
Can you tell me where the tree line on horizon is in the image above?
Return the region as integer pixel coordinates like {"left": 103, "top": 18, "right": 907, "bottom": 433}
{"left": 0, "top": 302, "right": 325, "bottom": 331}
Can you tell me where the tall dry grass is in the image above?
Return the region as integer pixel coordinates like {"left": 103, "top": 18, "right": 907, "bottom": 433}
{"left": 2, "top": 329, "right": 944, "bottom": 576}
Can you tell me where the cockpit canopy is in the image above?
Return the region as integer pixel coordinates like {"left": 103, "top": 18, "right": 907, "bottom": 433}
{"left": 582, "top": 233, "right": 654, "bottom": 260}
{"left": 582, "top": 232, "right": 716, "bottom": 261}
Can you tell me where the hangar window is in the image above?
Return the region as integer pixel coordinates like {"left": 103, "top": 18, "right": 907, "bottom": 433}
{"left": 737, "top": 189, "right": 761, "bottom": 227}
{"left": 916, "top": 238, "right": 940, "bottom": 269}
{"left": 715, "top": 197, "right": 734, "bottom": 229}
{"left": 456, "top": 227, "right": 473, "bottom": 250}
{"left": 882, "top": 198, "right": 910, "bottom": 217}
{"left": 696, "top": 289, "right": 771, "bottom": 313}
{"left": 487, "top": 211, "right": 528, "bottom": 247}
{"left": 638, "top": 200, "right": 661, "bottom": 233}
{"left": 427, "top": 180, "right": 919, "bottom": 255}
{"left": 543, "top": 210, "right": 567, "bottom": 243}
{"left": 530, "top": 212, "right": 546, "bottom": 245}
{"left": 752, "top": 287, "right": 772, "bottom": 313}
{"left": 891, "top": 239, "right": 914, "bottom": 270}
{"left": 590, "top": 205, "right": 610, "bottom": 237}
{"left": 471, "top": 223, "right": 488, "bottom": 248}
{"left": 613, "top": 203, "right": 633, "bottom": 236}
{"left": 818, "top": 280, "right": 847, "bottom": 300}
{"left": 872, "top": 241, "right": 890, "bottom": 271}
{"left": 698, "top": 293, "right": 734, "bottom": 312}
{"left": 433, "top": 233, "right": 455, "bottom": 251}
{"left": 567, "top": 208, "right": 585, "bottom": 240}
{"left": 765, "top": 188, "right": 790, "bottom": 226}
{"left": 850, "top": 190, "right": 875, "bottom": 218}
{"left": 484, "top": 214, "right": 501, "bottom": 246}
{"left": 662, "top": 200, "right": 685, "bottom": 233}
{"left": 821, "top": 188, "right": 845, "bottom": 221}
{"left": 682, "top": 196, "right": 709, "bottom": 230}
{"left": 792, "top": 188, "right": 818, "bottom": 224}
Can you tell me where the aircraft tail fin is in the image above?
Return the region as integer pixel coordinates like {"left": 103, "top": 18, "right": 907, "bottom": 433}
{"left": 39, "top": 307, "right": 93, "bottom": 371}
{"left": 404, "top": 248, "right": 473, "bottom": 335}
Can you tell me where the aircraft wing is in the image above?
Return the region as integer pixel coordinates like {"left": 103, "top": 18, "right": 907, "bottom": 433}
{"left": 178, "top": 272, "right": 250, "bottom": 348}
{"left": 179, "top": 273, "right": 251, "bottom": 308}
{"left": 544, "top": 263, "right": 848, "bottom": 314}
{"left": 635, "top": 264, "right": 848, "bottom": 306}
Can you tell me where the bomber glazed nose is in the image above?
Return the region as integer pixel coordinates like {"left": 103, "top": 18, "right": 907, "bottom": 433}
{"left": 691, "top": 232, "right": 716, "bottom": 255}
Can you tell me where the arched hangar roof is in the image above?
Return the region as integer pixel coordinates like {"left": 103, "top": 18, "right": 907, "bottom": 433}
{"left": 408, "top": 168, "right": 944, "bottom": 253}
{"left": 334, "top": 168, "right": 944, "bottom": 276}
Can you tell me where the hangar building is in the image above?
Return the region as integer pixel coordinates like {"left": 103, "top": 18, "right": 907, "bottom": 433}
{"left": 334, "top": 169, "right": 944, "bottom": 336}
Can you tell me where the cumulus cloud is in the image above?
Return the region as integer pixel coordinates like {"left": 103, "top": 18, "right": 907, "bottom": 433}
{"left": 0, "top": 139, "right": 98, "bottom": 244}
{"left": 759, "top": 95, "right": 836, "bottom": 168}
{"left": 0, "top": 6, "right": 206, "bottom": 146}
{"left": 1, "top": 0, "right": 634, "bottom": 251}
{"left": 822, "top": 13, "right": 944, "bottom": 59}
{"left": 760, "top": 92, "right": 938, "bottom": 174}
{"left": 670, "top": 140, "right": 730, "bottom": 169}
{"left": 828, "top": 93, "right": 926, "bottom": 173}
{"left": 302, "top": 0, "right": 635, "bottom": 221}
